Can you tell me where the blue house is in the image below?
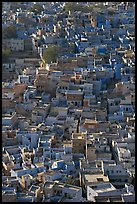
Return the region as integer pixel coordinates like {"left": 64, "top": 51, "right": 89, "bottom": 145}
{"left": 63, "top": 161, "right": 75, "bottom": 171}
{"left": 51, "top": 160, "right": 65, "bottom": 170}
{"left": 97, "top": 47, "right": 107, "bottom": 55}
{"left": 114, "top": 62, "right": 122, "bottom": 80}
{"left": 97, "top": 15, "right": 106, "bottom": 28}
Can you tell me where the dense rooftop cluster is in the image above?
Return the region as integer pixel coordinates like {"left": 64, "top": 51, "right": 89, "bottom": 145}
{"left": 2, "top": 2, "right": 135, "bottom": 202}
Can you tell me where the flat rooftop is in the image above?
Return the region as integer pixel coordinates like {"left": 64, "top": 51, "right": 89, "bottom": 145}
{"left": 66, "top": 90, "right": 83, "bottom": 94}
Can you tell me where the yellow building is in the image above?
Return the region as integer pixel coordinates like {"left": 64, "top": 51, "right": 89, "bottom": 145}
{"left": 21, "top": 174, "right": 33, "bottom": 189}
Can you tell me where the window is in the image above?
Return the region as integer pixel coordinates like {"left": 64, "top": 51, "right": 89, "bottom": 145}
{"left": 97, "top": 178, "right": 103, "bottom": 182}
{"left": 115, "top": 101, "right": 119, "bottom": 105}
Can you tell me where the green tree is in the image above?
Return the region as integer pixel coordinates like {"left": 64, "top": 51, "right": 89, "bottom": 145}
{"left": 87, "top": 3, "right": 106, "bottom": 12}
{"left": 29, "top": 4, "right": 43, "bottom": 15}
{"left": 42, "top": 45, "right": 59, "bottom": 64}
{"left": 40, "top": 16, "right": 48, "bottom": 23}
{"left": 2, "top": 48, "right": 11, "bottom": 63}
{"left": 2, "top": 25, "right": 17, "bottom": 39}
{"left": 64, "top": 2, "right": 85, "bottom": 13}
{"left": 108, "top": 9, "right": 115, "bottom": 16}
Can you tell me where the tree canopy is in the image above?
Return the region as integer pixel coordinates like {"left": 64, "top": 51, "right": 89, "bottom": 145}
{"left": 2, "top": 25, "right": 17, "bottom": 39}
{"left": 43, "top": 45, "right": 59, "bottom": 64}
{"left": 64, "top": 2, "right": 85, "bottom": 13}
{"left": 2, "top": 48, "right": 11, "bottom": 63}
{"left": 29, "top": 4, "right": 43, "bottom": 15}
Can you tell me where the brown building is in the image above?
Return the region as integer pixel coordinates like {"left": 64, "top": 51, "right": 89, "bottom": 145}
{"left": 34, "top": 67, "right": 57, "bottom": 96}
{"left": 14, "top": 83, "right": 27, "bottom": 97}
{"left": 2, "top": 97, "right": 16, "bottom": 113}
{"left": 86, "top": 140, "right": 97, "bottom": 161}
{"left": 66, "top": 90, "right": 83, "bottom": 107}
{"left": 83, "top": 119, "right": 99, "bottom": 130}
{"left": 14, "top": 82, "right": 27, "bottom": 102}
{"left": 72, "top": 132, "right": 87, "bottom": 155}
{"left": 34, "top": 68, "right": 48, "bottom": 93}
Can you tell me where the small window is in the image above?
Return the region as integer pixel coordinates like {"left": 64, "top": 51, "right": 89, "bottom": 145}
{"left": 97, "top": 178, "right": 103, "bottom": 182}
{"left": 115, "top": 101, "right": 119, "bottom": 105}
{"left": 125, "top": 179, "right": 128, "bottom": 182}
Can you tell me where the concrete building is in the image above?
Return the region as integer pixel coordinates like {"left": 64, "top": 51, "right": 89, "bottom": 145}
{"left": 3, "top": 39, "right": 24, "bottom": 51}
{"left": 43, "top": 181, "right": 83, "bottom": 202}
{"left": 66, "top": 90, "right": 83, "bottom": 107}
{"left": 72, "top": 133, "right": 87, "bottom": 155}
